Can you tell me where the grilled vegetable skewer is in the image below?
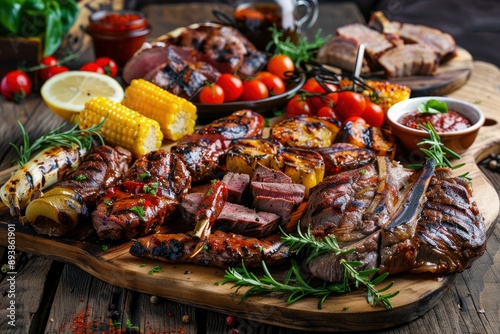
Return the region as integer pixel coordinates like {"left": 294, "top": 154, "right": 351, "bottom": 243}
{"left": 1, "top": 144, "right": 88, "bottom": 217}
{"left": 191, "top": 180, "right": 228, "bottom": 257}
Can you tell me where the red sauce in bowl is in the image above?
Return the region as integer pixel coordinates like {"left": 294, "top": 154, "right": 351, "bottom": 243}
{"left": 398, "top": 110, "right": 471, "bottom": 132}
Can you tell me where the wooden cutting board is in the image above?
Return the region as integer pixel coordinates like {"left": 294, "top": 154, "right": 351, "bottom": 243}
{"left": 0, "top": 131, "right": 498, "bottom": 332}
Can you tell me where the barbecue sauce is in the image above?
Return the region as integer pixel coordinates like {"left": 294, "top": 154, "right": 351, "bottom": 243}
{"left": 398, "top": 110, "right": 471, "bottom": 132}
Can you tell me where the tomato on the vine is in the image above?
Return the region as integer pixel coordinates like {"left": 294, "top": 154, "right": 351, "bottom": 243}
{"left": 240, "top": 79, "right": 268, "bottom": 101}
{"left": 216, "top": 73, "right": 243, "bottom": 102}
{"left": 39, "top": 56, "right": 58, "bottom": 81}
{"left": 267, "top": 54, "right": 295, "bottom": 80}
{"left": 199, "top": 83, "right": 225, "bottom": 104}
{"left": 285, "top": 94, "right": 313, "bottom": 117}
{"left": 363, "top": 98, "right": 385, "bottom": 127}
{"left": 335, "top": 91, "right": 366, "bottom": 120}
{"left": 1, "top": 70, "right": 31, "bottom": 102}
{"left": 255, "top": 71, "right": 286, "bottom": 95}
{"left": 302, "top": 77, "right": 338, "bottom": 94}
{"left": 80, "top": 62, "right": 105, "bottom": 74}
{"left": 94, "top": 57, "right": 118, "bottom": 77}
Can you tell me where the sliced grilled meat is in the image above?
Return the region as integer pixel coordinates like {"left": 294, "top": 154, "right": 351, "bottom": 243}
{"left": 251, "top": 162, "right": 292, "bottom": 184}
{"left": 380, "top": 168, "right": 486, "bottom": 275}
{"left": 221, "top": 172, "right": 250, "bottom": 204}
{"left": 377, "top": 43, "right": 440, "bottom": 78}
{"left": 129, "top": 230, "right": 291, "bottom": 268}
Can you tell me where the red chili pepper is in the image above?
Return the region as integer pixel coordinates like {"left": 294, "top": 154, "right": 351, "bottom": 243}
{"left": 121, "top": 181, "right": 145, "bottom": 194}
{"left": 191, "top": 180, "right": 228, "bottom": 256}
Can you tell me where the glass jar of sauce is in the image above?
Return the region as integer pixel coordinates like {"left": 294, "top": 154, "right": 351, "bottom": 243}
{"left": 87, "top": 10, "right": 151, "bottom": 67}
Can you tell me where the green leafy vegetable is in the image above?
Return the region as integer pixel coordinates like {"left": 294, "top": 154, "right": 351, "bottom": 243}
{"left": 267, "top": 26, "right": 330, "bottom": 65}
{"left": 219, "top": 225, "right": 398, "bottom": 309}
{"left": 417, "top": 99, "right": 448, "bottom": 114}
{"left": 0, "top": 0, "right": 79, "bottom": 56}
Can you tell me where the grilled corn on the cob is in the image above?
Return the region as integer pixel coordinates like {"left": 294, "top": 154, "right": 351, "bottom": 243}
{"left": 122, "top": 79, "right": 197, "bottom": 141}
{"left": 79, "top": 96, "right": 163, "bottom": 158}
{"left": 339, "top": 79, "right": 411, "bottom": 112}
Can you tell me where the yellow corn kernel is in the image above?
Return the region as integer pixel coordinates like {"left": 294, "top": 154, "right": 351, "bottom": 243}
{"left": 79, "top": 96, "right": 163, "bottom": 157}
{"left": 122, "top": 79, "right": 197, "bottom": 141}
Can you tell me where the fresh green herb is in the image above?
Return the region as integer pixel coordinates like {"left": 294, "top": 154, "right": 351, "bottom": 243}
{"left": 140, "top": 263, "right": 146, "bottom": 267}
{"left": 267, "top": 26, "right": 330, "bottom": 65}
{"left": 206, "top": 188, "right": 214, "bottom": 196}
{"left": 407, "top": 122, "right": 462, "bottom": 170}
{"left": 359, "top": 169, "right": 367, "bottom": 174}
{"left": 130, "top": 206, "right": 145, "bottom": 221}
{"left": 148, "top": 265, "right": 162, "bottom": 275}
{"left": 112, "top": 320, "right": 121, "bottom": 328}
{"left": 125, "top": 319, "right": 139, "bottom": 331}
{"left": 10, "top": 119, "right": 105, "bottom": 166}
{"left": 140, "top": 172, "right": 151, "bottom": 179}
{"left": 143, "top": 183, "right": 158, "bottom": 195}
{"left": 417, "top": 99, "right": 448, "bottom": 114}
{"left": 75, "top": 174, "right": 86, "bottom": 181}
{"left": 219, "top": 225, "right": 398, "bottom": 309}
{"left": 0, "top": 0, "right": 80, "bottom": 56}
{"left": 103, "top": 200, "right": 112, "bottom": 206}
{"left": 102, "top": 245, "right": 109, "bottom": 252}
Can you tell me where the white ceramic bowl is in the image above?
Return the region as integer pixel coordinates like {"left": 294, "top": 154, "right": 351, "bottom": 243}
{"left": 386, "top": 96, "right": 485, "bottom": 154}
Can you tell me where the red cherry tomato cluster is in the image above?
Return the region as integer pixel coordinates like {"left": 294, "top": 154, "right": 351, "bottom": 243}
{"left": 80, "top": 57, "right": 118, "bottom": 77}
{"left": 198, "top": 54, "right": 294, "bottom": 104}
{"left": 285, "top": 78, "right": 385, "bottom": 127}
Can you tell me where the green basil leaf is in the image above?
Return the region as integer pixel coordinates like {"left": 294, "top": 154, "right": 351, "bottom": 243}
{"left": 43, "top": 1, "right": 63, "bottom": 56}
{"left": 18, "top": 0, "right": 46, "bottom": 38}
{"left": 0, "top": 0, "right": 24, "bottom": 35}
{"left": 56, "top": 0, "right": 79, "bottom": 34}
{"left": 418, "top": 99, "right": 448, "bottom": 114}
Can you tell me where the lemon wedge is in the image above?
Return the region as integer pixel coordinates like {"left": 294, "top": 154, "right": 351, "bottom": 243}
{"left": 41, "top": 71, "right": 124, "bottom": 124}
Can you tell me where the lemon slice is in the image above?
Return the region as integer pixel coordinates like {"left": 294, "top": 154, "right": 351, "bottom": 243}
{"left": 41, "top": 71, "right": 124, "bottom": 123}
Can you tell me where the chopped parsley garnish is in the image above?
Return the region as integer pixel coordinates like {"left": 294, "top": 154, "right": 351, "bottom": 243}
{"left": 130, "top": 206, "right": 145, "bottom": 220}
{"left": 143, "top": 182, "right": 159, "bottom": 195}
{"left": 75, "top": 174, "right": 86, "bottom": 181}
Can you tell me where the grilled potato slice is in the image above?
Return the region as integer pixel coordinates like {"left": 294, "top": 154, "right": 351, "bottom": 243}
{"left": 226, "top": 139, "right": 282, "bottom": 175}
{"left": 270, "top": 116, "right": 341, "bottom": 148}
{"left": 270, "top": 147, "right": 325, "bottom": 198}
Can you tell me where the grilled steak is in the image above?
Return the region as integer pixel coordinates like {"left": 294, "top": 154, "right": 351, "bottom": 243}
{"left": 222, "top": 172, "right": 250, "bottom": 204}
{"left": 301, "top": 158, "right": 485, "bottom": 282}
{"left": 377, "top": 43, "right": 440, "bottom": 78}
{"left": 379, "top": 168, "right": 486, "bottom": 275}
{"left": 180, "top": 192, "right": 280, "bottom": 237}
{"left": 313, "top": 143, "right": 376, "bottom": 177}
{"left": 130, "top": 230, "right": 291, "bottom": 268}
{"left": 92, "top": 150, "right": 191, "bottom": 240}
{"left": 251, "top": 162, "right": 292, "bottom": 184}
{"left": 251, "top": 182, "right": 305, "bottom": 207}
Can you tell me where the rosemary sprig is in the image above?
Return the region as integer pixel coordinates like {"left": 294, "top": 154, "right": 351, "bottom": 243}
{"left": 267, "top": 26, "right": 330, "bottom": 65}
{"left": 219, "top": 225, "right": 399, "bottom": 309}
{"left": 407, "top": 122, "right": 462, "bottom": 170}
{"left": 10, "top": 119, "right": 105, "bottom": 166}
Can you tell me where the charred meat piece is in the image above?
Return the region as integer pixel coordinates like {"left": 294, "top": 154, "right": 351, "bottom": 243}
{"left": 92, "top": 190, "right": 178, "bottom": 240}
{"left": 380, "top": 168, "right": 486, "bottom": 275}
{"left": 251, "top": 162, "right": 292, "bottom": 184}
{"left": 313, "top": 143, "right": 376, "bottom": 176}
{"left": 130, "top": 230, "right": 291, "bottom": 268}
{"left": 252, "top": 196, "right": 296, "bottom": 226}
{"left": 124, "top": 149, "right": 191, "bottom": 201}
{"left": 196, "top": 109, "right": 265, "bottom": 140}
{"left": 24, "top": 145, "right": 132, "bottom": 237}
{"left": 92, "top": 150, "right": 191, "bottom": 240}
{"left": 316, "top": 35, "right": 371, "bottom": 74}
{"left": 180, "top": 192, "right": 280, "bottom": 237}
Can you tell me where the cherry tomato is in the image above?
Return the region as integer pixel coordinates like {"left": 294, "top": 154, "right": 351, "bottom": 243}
{"left": 302, "top": 77, "right": 339, "bottom": 94}
{"left": 94, "top": 57, "right": 118, "bottom": 77}
{"left": 39, "top": 56, "right": 58, "bottom": 81}
{"left": 45, "top": 65, "right": 69, "bottom": 80}
{"left": 255, "top": 71, "right": 286, "bottom": 95}
{"left": 1, "top": 70, "right": 31, "bottom": 102}
{"left": 335, "top": 91, "right": 366, "bottom": 120}
{"left": 199, "top": 83, "right": 225, "bottom": 104}
{"left": 363, "top": 99, "right": 385, "bottom": 127}
{"left": 309, "top": 91, "right": 340, "bottom": 113}
{"left": 285, "top": 94, "right": 313, "bottom": 117}
{"left": 240, "top": 79, "right": 269, "bottom": 101}
{"left": 316, "top": 105, "right": 340, "bottom": 121}
{"left": 80, "top": 62, "right": 105, "bottom": 74}
{"left": 267, "top": 54, "right": 295, "bottom": 80}
{"left": 216, "top": 73, "right": 243, "bottom": 102}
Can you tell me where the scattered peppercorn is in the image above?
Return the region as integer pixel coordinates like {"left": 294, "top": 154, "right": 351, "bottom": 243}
{"left": 150, "top": 295, "right": 159, "bottom": 304}
{"left": 480, "top": 153, "right": 500, "bottom": 172}
{"left": 182, "top": 314, "right": 190, "bottom": 323}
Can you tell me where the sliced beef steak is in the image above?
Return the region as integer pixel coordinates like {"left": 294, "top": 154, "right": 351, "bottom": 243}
{"left": 221, "top": 172, "right": 250, "bottom": 204}
{"left": 377, "top": 43, "right": 440, "bottom": 78}
{"left": 251, "top": 162, "right": 292, "bottom": 184}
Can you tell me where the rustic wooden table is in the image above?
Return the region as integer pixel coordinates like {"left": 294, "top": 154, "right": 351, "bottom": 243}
{"left": 0, "top": 2, "right": 499, "bottom": 334}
